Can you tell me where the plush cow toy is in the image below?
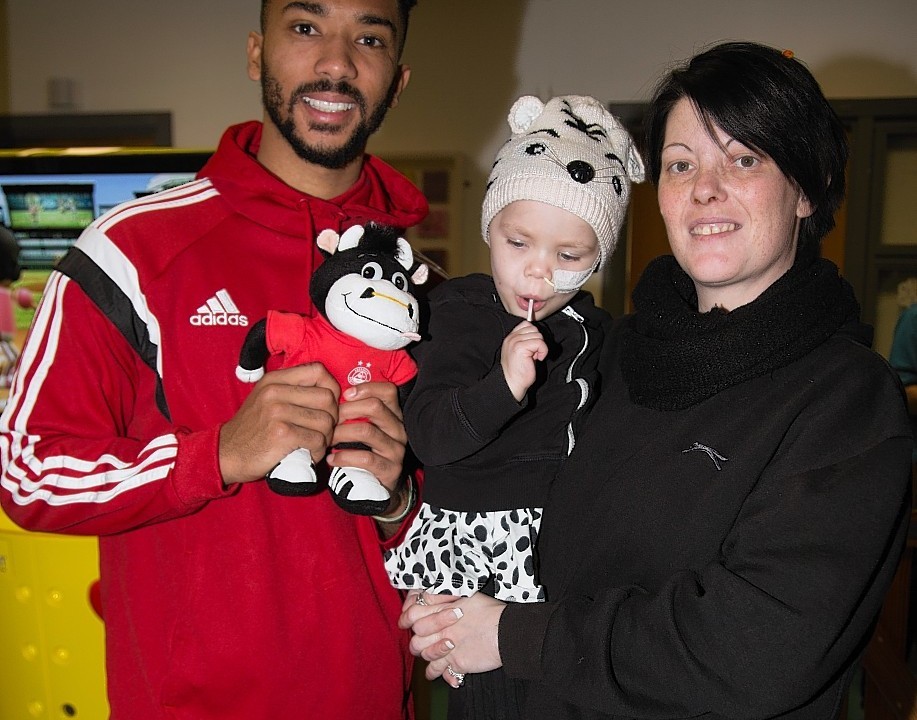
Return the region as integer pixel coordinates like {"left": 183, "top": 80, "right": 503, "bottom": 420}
{"left": 235, "top": 222, "right": 428, "bottom": 515}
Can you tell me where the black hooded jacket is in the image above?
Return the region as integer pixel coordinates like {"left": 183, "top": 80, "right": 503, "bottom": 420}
{"left": 405, "top": 273, "right": 612, "bottom": 512}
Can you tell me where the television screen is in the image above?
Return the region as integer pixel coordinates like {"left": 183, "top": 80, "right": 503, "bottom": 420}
{"left": 0, "top": 149, "right": 213, "bottom": 271}
{"left": 3, "top": 183, "right": 96, "bottom": 231}
{"left": 0, "top": 149, "right": 213, "bottom": 330}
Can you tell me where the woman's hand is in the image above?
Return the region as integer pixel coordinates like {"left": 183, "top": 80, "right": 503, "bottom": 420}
{"left": 400, "top": 591, "right": 506, "bottom": 687}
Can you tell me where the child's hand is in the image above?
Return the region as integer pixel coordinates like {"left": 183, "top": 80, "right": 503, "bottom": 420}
{"left": 501, "top": 320, "right": 547, "bottom": 401}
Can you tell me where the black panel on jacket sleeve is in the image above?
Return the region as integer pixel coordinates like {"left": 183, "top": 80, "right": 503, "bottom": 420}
{"left": 57, "top": 247, "right": 171, "bottom": 421}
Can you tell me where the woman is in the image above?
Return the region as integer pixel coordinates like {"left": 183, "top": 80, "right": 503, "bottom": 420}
{"left": 402, "top": 41, "right": 913, "bottom": 719}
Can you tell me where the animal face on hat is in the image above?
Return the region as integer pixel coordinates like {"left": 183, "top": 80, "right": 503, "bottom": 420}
{"left": 482, "top": 95, "right": 644, "bottom": 279}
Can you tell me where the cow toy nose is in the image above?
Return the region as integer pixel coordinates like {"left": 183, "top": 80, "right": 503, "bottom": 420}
{"left": 567, "top": 160, "right": 595, "bottom": 184}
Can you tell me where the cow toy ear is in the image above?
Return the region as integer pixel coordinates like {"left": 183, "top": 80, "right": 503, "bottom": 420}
{"left": 411, "top": 264, "right": 429, "bottom": 286}
{"left": 338, "top": 224, "right": 366, "bottom": 251}
{"left": 395, "top": 237, "right": 414, "bottom": 270}
{"left": 316, "top": 229, "right": 340, "bottom": 255}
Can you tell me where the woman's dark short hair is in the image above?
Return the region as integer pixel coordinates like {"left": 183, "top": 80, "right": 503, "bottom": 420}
{"left": 644, "top": 41, "right": 848, "bottom": 251}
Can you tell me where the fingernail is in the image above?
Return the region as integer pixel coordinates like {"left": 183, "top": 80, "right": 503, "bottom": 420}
{"left": 445, "top": 640, "right": 455, "bottom": 649}
{"left": 452, "top": 608, "right": 464, "bottom": 620}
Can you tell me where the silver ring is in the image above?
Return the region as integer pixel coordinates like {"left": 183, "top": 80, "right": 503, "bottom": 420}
{"left": 446, "top": 665, "right": 465, "bottom": 687}
{"left": 415, "top": 592, "right": 427, "bottom": 606}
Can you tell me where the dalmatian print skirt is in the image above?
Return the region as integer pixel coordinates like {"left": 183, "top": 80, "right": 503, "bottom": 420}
{"left": 384, "top": 502, "right": 545, "bottom": 603}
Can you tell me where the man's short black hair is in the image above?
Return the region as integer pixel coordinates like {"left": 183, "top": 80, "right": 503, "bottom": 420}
{"left": 260, "top": 0, "right": 418, "bottom": 56}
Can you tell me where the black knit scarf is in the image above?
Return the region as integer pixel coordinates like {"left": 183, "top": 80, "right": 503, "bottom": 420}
{"left": 620, "top": 252, "right": 863, "bottom": 411}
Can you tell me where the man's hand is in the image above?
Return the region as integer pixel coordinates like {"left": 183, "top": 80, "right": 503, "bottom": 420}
{"left": 329, "top": 380, "right": 408, "bottom": 496}
{"left": 219, "top": 363, "right": 340, "bottom": 485}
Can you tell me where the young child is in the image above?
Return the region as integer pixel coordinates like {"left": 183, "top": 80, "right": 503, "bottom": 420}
{"left": 385, "top": 95, "right": 644, "bottom": 604}
{"left": 0, "top": 225, "right": 34, "bottom": 340}
{"left": 0, "top": 225, "right": 35, "bottom": 392}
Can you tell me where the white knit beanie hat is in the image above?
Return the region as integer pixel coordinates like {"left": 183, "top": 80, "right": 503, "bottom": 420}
{"left": 482, "top": 95, "right": 645, "bottom": 269}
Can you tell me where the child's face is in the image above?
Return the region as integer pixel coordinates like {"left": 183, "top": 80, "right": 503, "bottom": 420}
{"left": 488, "top": 200, "right": 599, "bottom": 320}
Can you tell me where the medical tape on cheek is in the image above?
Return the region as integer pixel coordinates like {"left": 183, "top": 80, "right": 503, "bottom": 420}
{"left": 548, "top": 267, "right": 594, "bottom": 294}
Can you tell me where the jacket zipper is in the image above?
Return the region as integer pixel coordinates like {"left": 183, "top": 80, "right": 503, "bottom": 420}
{"left": 561, "top": 305, "right": 590, "bottom": 456}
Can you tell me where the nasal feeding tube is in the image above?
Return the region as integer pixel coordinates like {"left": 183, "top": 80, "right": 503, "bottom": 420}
{"left": 542, "top": 264, "right": 597, "bottom": 294}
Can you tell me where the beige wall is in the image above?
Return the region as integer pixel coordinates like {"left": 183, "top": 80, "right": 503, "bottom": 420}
{"left": 4, "top": 0, "right": 917, "bottom": 275}
{"left": 8, "top": 1, "right": 916, "bottom": 144}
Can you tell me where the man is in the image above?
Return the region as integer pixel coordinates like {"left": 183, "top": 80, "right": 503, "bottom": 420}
{"left": 0, "top": 1, "right": 426, "bottom": 718}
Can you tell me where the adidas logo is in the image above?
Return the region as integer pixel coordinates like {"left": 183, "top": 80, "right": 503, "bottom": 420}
{"left": 190, "top": 288, "right": 249, "bottom": 327}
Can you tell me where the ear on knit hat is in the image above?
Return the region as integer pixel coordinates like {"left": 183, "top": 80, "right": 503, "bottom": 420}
{"left": 482, "top": 94, "right": 644, "bottom": 270}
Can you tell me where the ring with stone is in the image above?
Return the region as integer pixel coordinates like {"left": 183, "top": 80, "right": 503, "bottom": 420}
{"left": 415, "top": 592, "right": 428, "bottom": 606}
{"left": 446, "top": 665, "right": 465, "bottom": 687}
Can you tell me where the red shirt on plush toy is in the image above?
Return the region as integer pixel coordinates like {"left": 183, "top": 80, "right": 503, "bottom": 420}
{"left": 235, "top": 223, "right": 428, "bottom": 515}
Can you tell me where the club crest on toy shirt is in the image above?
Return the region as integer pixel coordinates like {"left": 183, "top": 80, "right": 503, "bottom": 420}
{"left": 235, "top": 223, "right": 427, "bottom": 514}
{"left": 348, "top": 360, "right": 373, "bottom": 386}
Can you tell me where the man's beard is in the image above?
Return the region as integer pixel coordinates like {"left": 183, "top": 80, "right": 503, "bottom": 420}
{"left": 261, "top": 61, "right": 399, "bottom": 170}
